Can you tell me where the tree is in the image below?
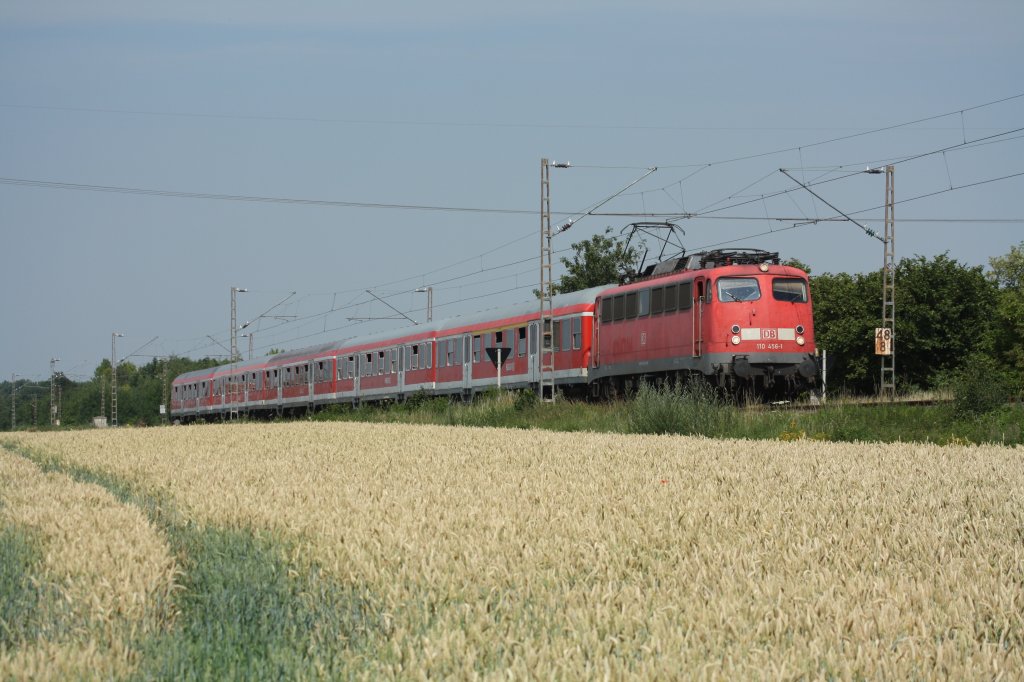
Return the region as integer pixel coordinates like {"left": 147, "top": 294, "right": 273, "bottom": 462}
{"left": 988, "top": 242, "right": 1024, "bottom": 380}
{"left": 811, "top": 253, "right": 997, "bottom": 393}
{"left": 553, "top": 227, "right": 639, "bottom": 295}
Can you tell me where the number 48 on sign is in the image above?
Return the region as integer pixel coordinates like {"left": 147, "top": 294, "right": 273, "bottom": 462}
{"left": 875, "top": 327, "right": 893, "bottom": 356}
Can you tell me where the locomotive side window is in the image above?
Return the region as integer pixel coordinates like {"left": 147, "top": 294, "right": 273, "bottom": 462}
{"left": 625, "top": 292, "right": 638, "bottom": 319}
{"left": 651, "top": 287, "right": 664, "bottom": 315}
{"left": 613, "top": 295, "right": 625, "bottom": 322}
{"left": 772, "top": 278, "right": 808, "bottom": 303}
{"left": 601, "top": 297, "right": 613, "bottom": 322}
{"left": 638, "top": 289, "right": 650, "bottom": 317}
{"left": 718, "top": 277, "right": 761, "bottom": 302}
{"left": 664, "top": 284, "right": 678, "bottom": 313}
{"left": 679, "top": 282, "right": 693, "bottom": 310}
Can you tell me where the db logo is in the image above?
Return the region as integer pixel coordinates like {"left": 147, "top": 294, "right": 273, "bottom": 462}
{"left": 640, "top": 332, "right": 647, "bottom": 346}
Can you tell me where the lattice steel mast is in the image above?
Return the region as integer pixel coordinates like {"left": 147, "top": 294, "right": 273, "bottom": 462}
{"left": 880, "top": 165, "right": 896, "bottom": 400}
{"left": 539, "top": 159, "right": 556, "bottom": 402}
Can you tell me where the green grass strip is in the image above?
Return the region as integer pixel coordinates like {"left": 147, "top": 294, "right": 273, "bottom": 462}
{"left": 1, "top": 441, "right": 384, "bottom": 679}
{"left": 0, "top": 522, "right": 46, "bottom": 649}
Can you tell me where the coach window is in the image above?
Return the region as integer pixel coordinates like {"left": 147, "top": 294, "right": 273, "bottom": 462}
{"left": 425, "top": 342, "right": 433, "bottom": 368}
{"left": 718, "top": 277, "right": 761, "bottom": 302}
{"left": 772, "top": 278, "right": 808, "bottom": 303}
{"left": 447, "top": 339, "right": 456, "bottom": 366}
{"left": 664, "top": 284, "right": 678, "bottom": 313}
{"left": 572, "top": 316, "right": 582, "bottom": 349}
{"left": 561, "top": 318, "right": 571, "bottom": 351}
{"left": 651, "top": 287, "right": 664, "bottom": 315}
{"left": 638, "top": 289, "right": 650, "bottom": 317}
{"left": 552, "top": 321, "right": 561, "bottom": 352}
{"left": 601, "top": 297, "right": 613, "bottom": 323}
{"left": 454, "top": 337, "right": 463, "bottom": 365}
{"left": 613, "top": 295, "right": 625, "bottom": 322}
{"left": 518, "top": 327, "right": 527, "bottom": 357}
{"left": 377, "top": 351, "right": 384, "bottom": 375}
{"left": 471, "top": 335, "right": 480, "bottom": 363}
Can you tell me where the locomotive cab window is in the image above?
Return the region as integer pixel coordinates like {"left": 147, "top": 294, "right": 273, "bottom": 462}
{"left": 772, "top": 278, "right": 808, "bottom": 303}
{"left": 717, "top": 277, "right": 761, "bottom": 302}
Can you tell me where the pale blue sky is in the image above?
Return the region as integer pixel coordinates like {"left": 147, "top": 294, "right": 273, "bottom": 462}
{"left": 2, "top": 1, "right": 1022, "bottom": 380}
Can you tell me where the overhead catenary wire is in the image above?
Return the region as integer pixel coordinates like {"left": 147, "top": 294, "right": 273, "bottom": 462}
{"left": 8, "top": 93, "right": 1022, "bottom": 370}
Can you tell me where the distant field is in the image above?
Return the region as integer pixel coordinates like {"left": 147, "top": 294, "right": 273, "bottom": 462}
{"left": 2, "top": 423, "right": 1022, "bottom": 679}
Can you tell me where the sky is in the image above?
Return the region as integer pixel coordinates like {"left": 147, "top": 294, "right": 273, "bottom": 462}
{"left": 2, "top": 0, "right": 1023, "bottom": 382}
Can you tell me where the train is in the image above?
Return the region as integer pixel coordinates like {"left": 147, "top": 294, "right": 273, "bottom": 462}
{"left": 170, "top": 249, "right": 818, "bottom": 421}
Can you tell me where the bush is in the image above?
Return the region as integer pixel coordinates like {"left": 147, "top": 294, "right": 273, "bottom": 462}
{"left": 951, "top": 355, "right": 1012, "bottom": 419}
{"left": 626, "top": 379, "right": 734, "bottom": 437}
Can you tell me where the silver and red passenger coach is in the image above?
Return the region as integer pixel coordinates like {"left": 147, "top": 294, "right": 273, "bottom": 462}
{"left": 171, "top": 249, "right": 817, "bottom": 421}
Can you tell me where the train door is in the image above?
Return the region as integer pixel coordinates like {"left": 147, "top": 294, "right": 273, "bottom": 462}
{"left": 693, "top": 277, "right": 706, "bottom": 357}
{"left": 353, "top": 356, "right": 360, "bottom": 400}
{"left": 462, "top": 334, "right": 472, "bottom": 393}
{"left": 528, "top": 321, "right": 540, "bottom": 382}
{"left": 398, "top": 347, "right": 405, "bottom": 396}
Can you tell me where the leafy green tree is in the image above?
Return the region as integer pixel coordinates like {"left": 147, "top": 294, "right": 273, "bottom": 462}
{"left": 988, "top": 242, "right": 1024, "bottom": 381}
{"left": 893, "top": 254, "right": 996, "bottom": 389}
{"left": 811, "top": 271, "right": 877, "bottom": 390}
{"left": 812, "top": 253, "right": 997, "bottom": 393}
{"left": 554, "top": 227, "right": 639, "bottom": 294}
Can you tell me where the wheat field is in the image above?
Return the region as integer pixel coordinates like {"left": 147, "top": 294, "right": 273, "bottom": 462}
{"left": 1, "top": 423, "right": 1022, "bottom": 679}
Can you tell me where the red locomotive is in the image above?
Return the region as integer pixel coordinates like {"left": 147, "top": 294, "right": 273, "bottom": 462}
{"left": 171, "top": 249, "right": 817, "bottom": 421}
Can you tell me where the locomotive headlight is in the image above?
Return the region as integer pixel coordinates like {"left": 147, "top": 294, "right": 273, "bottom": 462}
{"left": 796, "top": 324, "right": 805, "bottom": 335}
{"left": 731, "top": 335, "right": 741, "bottom": 345}
{"left": 759, "top": 263, "right": 769, "bottom": 272}
{"left": 796, "top": 336, "right": 805, "bottom": 346}
{"left": 730, "top": 324, "right": 740, "bottom": 334}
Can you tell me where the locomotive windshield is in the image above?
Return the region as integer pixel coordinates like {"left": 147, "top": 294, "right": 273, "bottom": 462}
{"left": 717, "top": 277, "right": 761, "bottom": 302}
{"left": 772, "top": 278, "right": 808, "bottom": 303}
